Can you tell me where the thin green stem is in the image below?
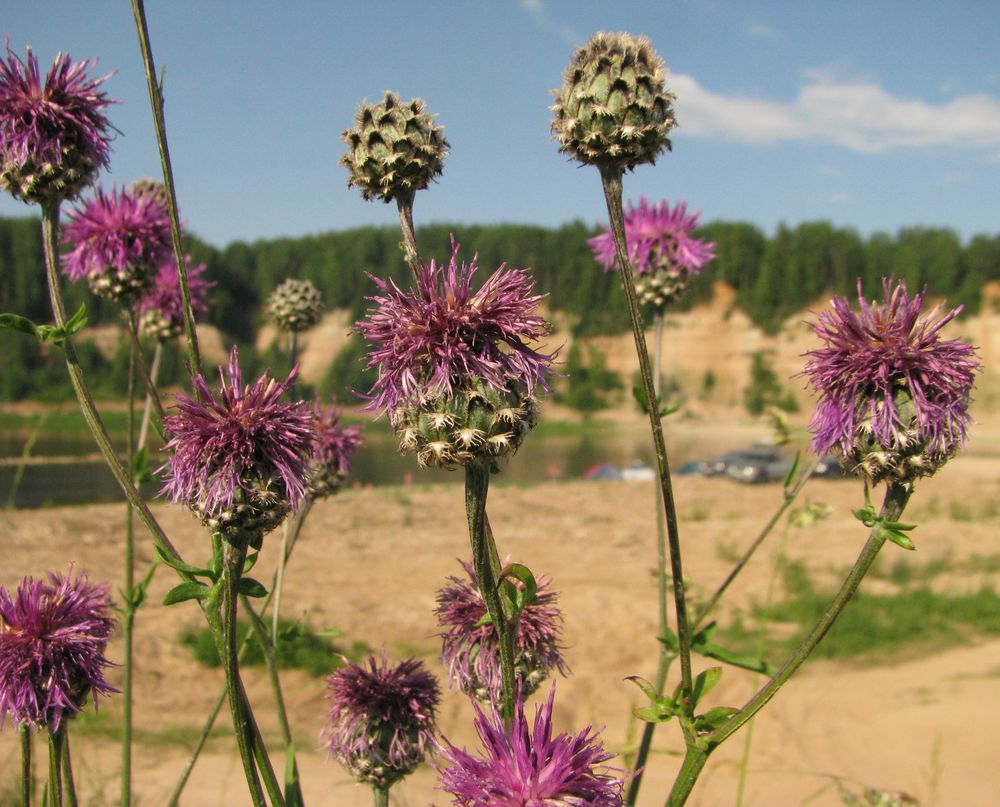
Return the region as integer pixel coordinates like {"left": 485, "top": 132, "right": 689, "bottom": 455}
{"left": 271, "top": 329, "right": 299, "bottom": 642}
{"left": 40, "top": 204, "right": 189, "bottom": 577}
{"left": 465, "top": 464, "right": 516, "bottom": 724}
{"left": 61, "top": 734, "right": 77, "bottom": 807}
{"left": 373, "top": 785, "right": 389, "bottom": 807}
{"left": 692, "top": 456, "right": 819, "bottom": 630}
{"left": 122, "top": 312, "right": 164, "bottom": 426}
{"left": 121, "top": 328, "right": 137, "bottom": 807}
{"left": 129, "top": 0, "right": 201, "bottom": 375}
{"left": 47, "top": 726, "right": 64, "bottom": 807}
{"left": 20, "top": 724, "right": 31, "bottom": 807}
{"left": 243, "top": 595, "right": 303, "bottom": 806}
{"left": 624, "top": 313, "right": 672, "bottom": 807}
{"left": 735, "top": 519, "right": 791, "bottom": 806}
{"left": 165, "top": 502, "right": 312, "bottom": 807}
{"left": 395, "top": 195, "right": 421, "bottom": 285}
{"left": 599, "top": 167, "right": 692, "bottom": 696}
{"left": 218, "top": 536, "right": 267, "bottom": 807}
{"left": 136, "top": 341, "right": 162, "bottom": 451}
{"left": 665, "top": 482, "right": 913, "bottom": 806}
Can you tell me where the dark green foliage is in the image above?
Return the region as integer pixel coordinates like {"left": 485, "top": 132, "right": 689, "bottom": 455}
{"left": 1, "top": 214, "right": 997, "bottom": 401}
{"left": 743, "top": 350, "right": 798, "bottom": 415}
{"left": 555, "top": 342, "right": 622, "bottom": 413}
{"left": 178, "top": 619, "right": 371, "bottom": 677}
{"left": 320, "top": 333, "right": 377, "bottom": 403}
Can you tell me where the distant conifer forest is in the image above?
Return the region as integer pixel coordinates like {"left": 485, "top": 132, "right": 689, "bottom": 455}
{"left": 1, "top": 215, "right": 998, "bottom": 402}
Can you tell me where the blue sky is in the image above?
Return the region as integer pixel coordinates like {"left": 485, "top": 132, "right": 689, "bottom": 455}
{"left": 3, "top": 1, "right": 999, "bottom": 247}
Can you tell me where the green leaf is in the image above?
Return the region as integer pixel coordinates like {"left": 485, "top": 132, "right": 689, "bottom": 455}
{"left": 624, "top": 675, "right": 659, "bottom": 703}
{"left": 657, "top": 626, "right": 680, "bottom": 653}
{"left": 0, "top": 313, "right": 39, "bottom": 338}
{"left": 238, "top": 577, "right": 268, "bottom": 598}
{"left": 500, "top": 563, "right": 537, "bottom": 618}
{"left": 243, "top": 552, "right": 259, "bottom": 574}
{"left": 163, "top": 581, "right": 210, "bottom": 606}
{"left": 633, "top": 703, "right": 675, "bottom": 723}
{"left": 474, "top": 613, "right": 494, "bottom": 628}
{"left": 632, "top": 385, "right": 675, "bottom": 417}
{"left": 692, "top": 706, "right": 739, "bottom": 732}
{"left": 783, "top": 451, "right": 801, "bottom": 491}
{"left": 131, "top": 446, "right": 152, "bottom": 485}
{"left": 689, "top": 666, "right": 723, "bottom": 708}
{"left": 154, "top": 546, "right": 213, "bottom": 579}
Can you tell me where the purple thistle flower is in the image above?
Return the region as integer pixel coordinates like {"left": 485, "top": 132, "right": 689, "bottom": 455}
{"left": 802, "top": 278, "right": 979, "bottom": 482}
{"left": 138, "top": 254, "right": 214, "bottom": 342}
{"left": 436, "top": 560, "right": 568, "bottom": 704}
{"left": 356, "top": 239, "right": 556, "bottom": 416}
{"left": 436, "top": 684, "right": 626, "bottom": 807}
{"left": 61, "top": 184, "right": 173, "bottom": 301}
{"left": 306, "top": 396, "right": 363, "bottom": 498}
{"left": 323, "top": 651, "right": 439, "bottom": 789}
{"left": 0, "top": 46, "right": 115, "bottom": 205}
{"left": 589, "top": 197, "right": 715, "bottom": 276}
{"left": 0, "top": 568, "right": 116, "bottom": 731}
{"left": 161, "top": 346, "right": 314, "bottom": 538}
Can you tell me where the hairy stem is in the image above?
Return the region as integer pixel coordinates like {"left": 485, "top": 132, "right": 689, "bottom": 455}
{"left": 121, "top": 336, "right": 137, "bottom": 807}
{"left": 396, "top": 195, "right": 421, "bottom": 284}
{"left": 165, "top": 503, "right": 311, "bottom": 807}
{"left": 20, "top": 724, "right": 31, "bottom": 807}
{"left": 40, "top": 204, "right": 189, "bottom": 578}
{"left": 137, "top": 341, "right": 162, "bottom": 451}
{"left": 598, "top": 168, "right": 692, "bottom": 694}
{"left": 47, "top": 725, "right": 64, "bottom": 807}
{"left": 217, "top": 536, "right": 267, "bottom": 807}
{"left": 465, "top": 464, "right": 516, "bottom": 724}
{"left": 129, "top": 0, "right": 201, "bottom": 374}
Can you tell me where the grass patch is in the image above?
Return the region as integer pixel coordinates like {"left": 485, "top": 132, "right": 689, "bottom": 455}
{"left": 0, "top": 409, "right": 130, "bottom": 435}
{"left": 714, "top": 558, "right": 1000, "bottom": 664}
{"left": 179, "top": 619, "right": 371, "bottom": 677}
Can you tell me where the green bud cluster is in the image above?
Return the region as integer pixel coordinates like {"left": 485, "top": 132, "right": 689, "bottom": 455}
{"left": 266, "top": 278, "right": 324, "bottom": 333}
{"left": 466, "top": 645, "right": 551, "bottom": 704}
{"left": 192, "top": 468, "right": 289, "bottom": 542}
{"left": 88, "top": 261, "right": 153, "bottom": 303}
{"left": 392, "top": 380, "right": 538, "bottom": 471}
{"left": 551, "top": 31, "right": 675, "bottom": 171}
{"left": 0, "top": 134, "right": 99, "bottom": 205}
{"left": 340, "top": 91, "right": 448, "bottom": 204}
{"left": 341, "top": 726, "right": 425, "bottom": 790}
{"left": 635, "top": 264, "right": 692, "bottom": 310}
{"left": 848, "top": 390, "right": 956, "bottom": 484}
{"left": 139, "top": 308, "right": 181, "bottom": 343}
{"left": 306, "top": 463, "right": 348, "bottom": 500}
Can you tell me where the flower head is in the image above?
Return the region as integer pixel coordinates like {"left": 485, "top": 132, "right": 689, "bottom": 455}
{"left": 161, "top": 346, "right": 314, "bottom": 539}
{"left": 802, "top": 279, "right": 979, "bottom": 482}
{"left": 267, "top": 278, "right": 324, "bottom": 333}
{"left": 138, "top": 255, "right": 214, "bottom": 342}
{"left": 306, "top": 396, "right": 363, "bottom": 498}
{"left": 589, "top": 197, "right": 715, "bottom": 309}
{"left": 340, "top": 91, "right": 448, "bottom": 204}
{"left": 551, "top": 32, "right": 675, "bottom": 171}
{"left": 437, "top": 684, "right": 626, "bottom": 807}
{"left": 0, "top": 568, "right": 116, "bottom": 731}
{"left": 61, "top": 184, "right": 173, "bottom": 302}
{"left": 0, "top": 46, "right": 115, "bottom": 204}
{"left": 323, "top": 651, "right": 439, "bottom": 789}
{"left": 357, "top": 240, "right": 555, "bottom": 415}
{"left": 436, "top": 560, "right": 568, "bottom": 703}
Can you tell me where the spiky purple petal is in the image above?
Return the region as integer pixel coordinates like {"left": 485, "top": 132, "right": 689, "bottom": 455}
{"left": 138, "top": 254, "right": 213, "bottom": 330}
{"left": 0, "top": 568, "right": 116, "bottom": 731}
{"left": 323, "top": 651, "right": 439, "bottom": 788}
{"left": 356, "top": 239, "right": 556, "bottom": 415}
{"left": 589, "top": 197, "right": 715, "bottom": 276}
{"left": 437, "top": 685, "right": 626, "bottom": 807}
{"left": 311, "top": 396, "right": 363, "bottom": 478}
{"left": 161, "top": 346, "right": 314, "bottom": 520}
{"left": 802, "top": 278, "right": 979, "bottom": 464}
{"left": 0, "top": 46, "right": 115, "bottom": 203}
{"left": 436, "top": 560, "right": 568, "bottom": 703}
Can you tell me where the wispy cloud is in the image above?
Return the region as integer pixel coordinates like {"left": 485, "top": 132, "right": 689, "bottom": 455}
{"left": 518, "top": 0, "right": 580, "bottom": 46}
{"left": 746, "top": 21, "right": 780, "bottom": 40}
{"left": 671, "top": 71, "right": 1000, "bottom": 154}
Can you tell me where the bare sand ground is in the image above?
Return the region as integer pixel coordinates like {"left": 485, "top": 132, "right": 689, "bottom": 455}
{"left": 2, "top": 430, "right": 999, "bottom": 806}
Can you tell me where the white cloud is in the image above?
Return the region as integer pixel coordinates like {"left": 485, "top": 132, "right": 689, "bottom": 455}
{"left": 671, "top": 71, "right": 1000, "bottom": 154}
{"left": 518, "top": 0, "right": 580, "bottom": 46}
{"left": 747, "top": 21, "right": 780, "bottom": 40}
